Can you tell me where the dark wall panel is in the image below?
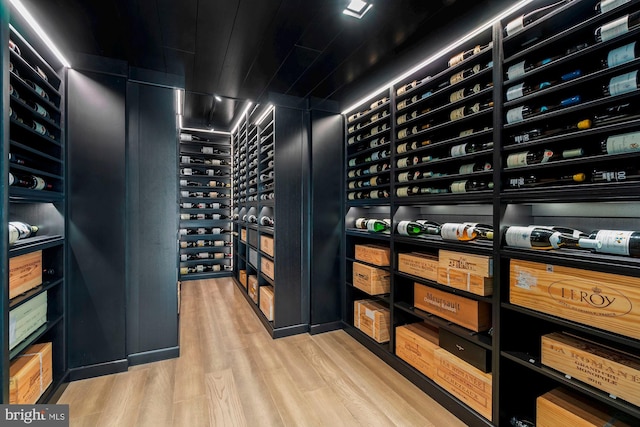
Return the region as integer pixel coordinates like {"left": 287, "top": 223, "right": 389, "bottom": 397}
{"left": 126, "top": 82, "right": 179, "bottom": 356}
{"left": 67, "top": 69, "right": 127, "bottom": 368}
{"left": 273, "top": 106, "right": 307, "bottom": 328}
{"left": 310, "top": 110, "right": 342, "bottom": 327}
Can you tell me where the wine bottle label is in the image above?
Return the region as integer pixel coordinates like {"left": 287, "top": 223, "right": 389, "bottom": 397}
{"left": 398, "top": 172, "right": 410, "bottom": 182}
{"left": 450, "top": 71, "right": 464, "bottom": 85}
{"left": 397, "top": 187, "right": 409, "bottom": 197}
{"left": 605, "top": 131, "right": 640, "bottom": 153}
{"left": 348, "top": 170, "right": 356, "bottom": 178}
{"left": 348, "top": 136, "right": 355, "bottom": 145}
{"left": 33, "top": 121, "right": 47, "bottom": 135}
{"left": 608, "top": 70, "right": 638, "bottom": 96}
{"left": 348, "top": 181, "right": 357, "bottom": 189}
{"left": 506, "top": 83, "right": 525, "bottom": 101}
{"left": 458, "top": 164, "right": 474, "bottom": 174}
{"left": 371, "top": 152, "right": 380, "bottom": 161}
{"left": 33, "top": 176, "right": 46, "bottom": 190}
{"left": 397, "top": 100, "right": 409, "bottom": 110}
{"left": 348, "top": 193, "right": 356, "bottom": 200}
{"left": 459, "top": 128, "right": 474, "bottom": 137}
{"left": 348, "top": 159, "right": 357, "bottom": 167}
{"left": 182, "top": 156, "right": 192, "bottom": 163}
{"left": 397, "top": 143, "right": 408, "bottom": 154}
{"left": 397, "top": 158, "right": 409, "bottom": 168}
{"left": 450, "top": 89, "right": 466, "bottom": 103}
{"left": 32, "top": 83, "right": 46, "bottom": 98}
{"left": 33, "top": 103, "right": 47, "bottom": 117}
{"left": 607, "top": 42, "right": 636, "bottom": 67}
{"left": 562, "top": 148, "right": 584, "bottom": 158}
{"left": 183, "top": 168, "right": 193, "bottom": 175}
{"left": 397, "top": 221, "right": 412, "bottom": 235}
{"left": 398, "top": 129, "right": 408, "bottom": 139}
{"left": 507, "top": 61, "right": 526, "bottom": 80}
{"left": 397, "top": 114, "right": 408, "bottom": 125}
{"left": 180, "top": 134, "right": 193, "bottom": 141}
{"left": 450, "top": 106, "right": 466, "bottom": 121}
{"left": 355, "top": 218, "right": 367, "bottom": 229}
{"left": 182, "top": 202, "right": 193, "bottom": 208}
{"left": 595, "top": 230, "right": 633, "bottom": 255}
{"left": 440, "top": 223, "right": 465, "bottom": 240}
{"left": 600, "top": 15, "right": 629, "bottom": 42}
{"left": 600, "top": 0, "right": 631, "bottom": 14}
{"left": 450, "top": 143, "right": 467, "bottom": 157}
{"left": 450, "top": 180, "right": 468, "bottom": 193}
{"left": 506, "top": 106, "right": 525, "bottom": 124}
{"left": 505, "top": 15, "right": 524, "bottom": 37}
{"left": 505, "top": 226, "right": 535, "bottom": 248}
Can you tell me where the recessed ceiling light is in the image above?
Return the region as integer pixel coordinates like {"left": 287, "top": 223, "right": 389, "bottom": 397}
{"left": 343, "top": 0, "right": 372, "bottom": 19}
{"left": 214, "top": 95, "right": 223, "bottom": 102}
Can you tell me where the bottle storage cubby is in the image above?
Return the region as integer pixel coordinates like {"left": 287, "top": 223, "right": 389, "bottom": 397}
{"left": 341, "top": 1, "right": 640, "bottom": 425}
{"left": 4, "top": 20, "right": 67, "bottom": 405}
{"left": 178, "top": 130, "right": 233, "bottom": 279}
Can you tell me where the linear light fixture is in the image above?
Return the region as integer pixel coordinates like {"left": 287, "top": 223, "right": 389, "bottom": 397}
{"left": 343, "top": 0, "right": 373, "bottom": 19}
{"left": 255, "top": 104, "right": 274, "bottom": 126}
{"left": 10, "top": 0, "right": 71, "bottom": 68}
{"left": 181, "top": 126, "right": 231, "bottom": 136}
{"left": 175, "top": 89, "right": 184, "bottom": 116}
{"left": 231, "top": 101, "right": 254, "bottom": 134}
{"left": 341, "top": 0, "right": 534, "bottom": 114}
{"left": 214, "top": 95, "right": 223, "bottom": 102}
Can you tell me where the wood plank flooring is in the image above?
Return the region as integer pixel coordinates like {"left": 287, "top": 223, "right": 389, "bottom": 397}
{"left": 57, "top": 278, "right": 467, "bottom": 426}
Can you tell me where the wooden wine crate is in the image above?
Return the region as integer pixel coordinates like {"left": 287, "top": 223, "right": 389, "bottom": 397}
{"left": 260, "top": 235, "right": 274, "bottom": 257}
{"left": 261, "top": 257, "right": 275, "bottom": 280}
{"left": 353, "top": 299, "right": 390, "bottom": 343}
{"left": 9, "top": 342, "right": 53, "bottom": 404}
{"left": 541, "top": 332, "right": 640, "bottom": 407}
{"left": 537, "top": 387, "right": 633, "bottom": 427}
{"left": 433, "top": 347, "right": 492, "bottom": 421}
{"left": 259, "top": 285, "right": 275, "bottom": 321}
{"left": 437, "top": 250, "right": 493, "bottom": 296}
{"left": 414, "top": 283, "right": 491, "bottom": 332}
{"left": 9, "top": 250, "right": 43, "bottom": 300}
{"left": 239, "top": 270, "right": 247, "bottom": 289}
{"left": 9, "top": 292, "right": 48, "bottom": 350}
{"left": 240, "top": 228, "right": 247, "bottom": 242}
{"left": 248, "top": 275, "right": 258, "bottom": 303}
{"left": 510, "top": 260, "right": 640, "bottom": 340}
{"left": 355, "top": 244, "right": 390, "bottom": 267}
{"left": 397, "top": 252, "right": 439, "bottom": 282}
{"left": 352, "top": 262, "right": 390, "bottom": 295}
{"left": 395, "top": 322, "right": 439, "bottom": 379}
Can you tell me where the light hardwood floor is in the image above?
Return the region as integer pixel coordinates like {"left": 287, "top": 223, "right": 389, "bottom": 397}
{"left": 57, "top": 278, "right": 466, "bottom": 427}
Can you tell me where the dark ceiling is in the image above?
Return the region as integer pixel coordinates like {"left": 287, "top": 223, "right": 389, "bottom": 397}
{"left": 20, "top": 0, "right": 512, "bottom": 130}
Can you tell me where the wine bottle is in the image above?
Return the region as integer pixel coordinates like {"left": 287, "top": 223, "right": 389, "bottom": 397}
{"left": 396, "top": 220, "right": 440, "bottom": 237}
{"left": 369, "top": 175, "right": 390, "bottom": 186}
{"left": 510, "top": 119, "right": 592, "bottom": 144}
{"left": 440, "top": 222, "right": 493, "bottom": 242}
{"left": 504, "top": 0, "right": 571, "bottom": 37}
{"left": 397, "top": 92, "right": 433, "bottom": 110}
{"left": 449, "top": 101, "right": 493, "bottom": 121}
{"left": 397, "top": 140, "right": 430, "bottom": 154}
{"left": 369, "top": 137, "right": 388, "bottom": 148}
{"left": 592, "top": 167, "right": 640, "bottom": 182}
{"left": 603, "top": 41, "right": 638, "bottom": 69}
{"left": 25, "top": 99, "right": 50, "bottom": 119}
{"left": 506, "top": 148, "right": 583, "bottom": 167}
{"left": 25, "top": 80, "right": 49, "bottom": 100}
{"left": 600, "top": 130, "right": 640, "bottom": 154}
{"left": 450, "top": 63, "right": 490, "bottom": 85}
{"left": 459, "top": 162, "right": 492, "bottom": 174}
{"left": 201, "top": 146, "right": 227, "bottom": 155}
{"left": 506, "top": 70, "right": 581, "bottom": 101}
{"left": 8, "top": 172, "right": 53, "bottom": 190}
{"left": 450, "top": 141, "right": 493, "bottom": 157}
{"left": 506, "top": 57, "right": 559, "bottom": 81}
{"left": 371, "top": 111, "right": 389, "bottom": 122}
{"left": 396, "top": 155, "right": 433, "bottom": 168}
{"left": 448, "top": 44, "right": 489, "bottom": 68}
{"left": 26, "top": 119, "right": 53, "bottom": 139}
{"left": 370, "top": 149, "right": 391, "bottom": 162}
{"left": 397, "top": 108, "right": 430, "bottom": 125}
{"left": 369, "top": 97, "right": 389, "bottom": 109}
{"left": 595, "top": 0, "right": 631, "bottom": 14}
{"left": 603, "top": 70, "right": 639, "bottom": 96}
{"left": 180, "top": 240, "right": 229, "bottom": 248}
{"left": 9, "top": 39, "right": 21, "bottom": 56}
{"left": 260, "top": 216, "right": 274, "bottom": 226}
{"left": 180, "top": 264, "right": 232, "bottom": 274}
{"left": 507, "top": 173, "right": 587, "bottom": 188}
{"left": 593, "top": 102, "right": 640, "bottom": 125}
{"left": 180, "top": 168, "right": 224, "bottom": 177}
{"left": 354, "top": 218, "right": 389, "bottom": 233}
{"left": 8, "top": 221, "right": 39, "bottom": 245}
{"left": 396, "top": 186, "right": 434, "bottom": 197}
{"left": 588, "top": 229, "right": 640, "bottom": 256}
{"left": 9, "top": 152, "right": 29, "bottom": 166}
{"left": 397, "top": 123, "right": 433, "bottom": 139}
{"left": 595, "top": 12, "right": 640, "bottom": 43}
{"left": 504, "top": 226, "right": 602, "bottom": 250}
{"left": 370, "top": 123, "right": 389, "bottom": 136}
{"left": 397, "top": 171, "right": 424, "bottom": 182}
{"left": 450, "top": 180, "right": 494, "bottom": 193}
{"left": 506, "top": 96, "right": 581, "bottom": 124}
{"left": 396, "top": 79, "right": 424, "bottom": 96}
{"left": 534, "top": 225, "right": 588, "bottom": 238}
{"left": 365, "top": 163, "right": 389, "bottom": 174}
{"left": 181, "top": 156, "right": 227, "bottom": 166}
{"left": 9, "top": 83, "right": 20, "bottom": 100}
{"left": 9, "top": 106, "right": 20, "bottom": 122}
{"left": 347, "top": 111, "right": 364, "bottom": 123}
{"left": 449, "top": 82, "right": 492, "bottom": 103}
